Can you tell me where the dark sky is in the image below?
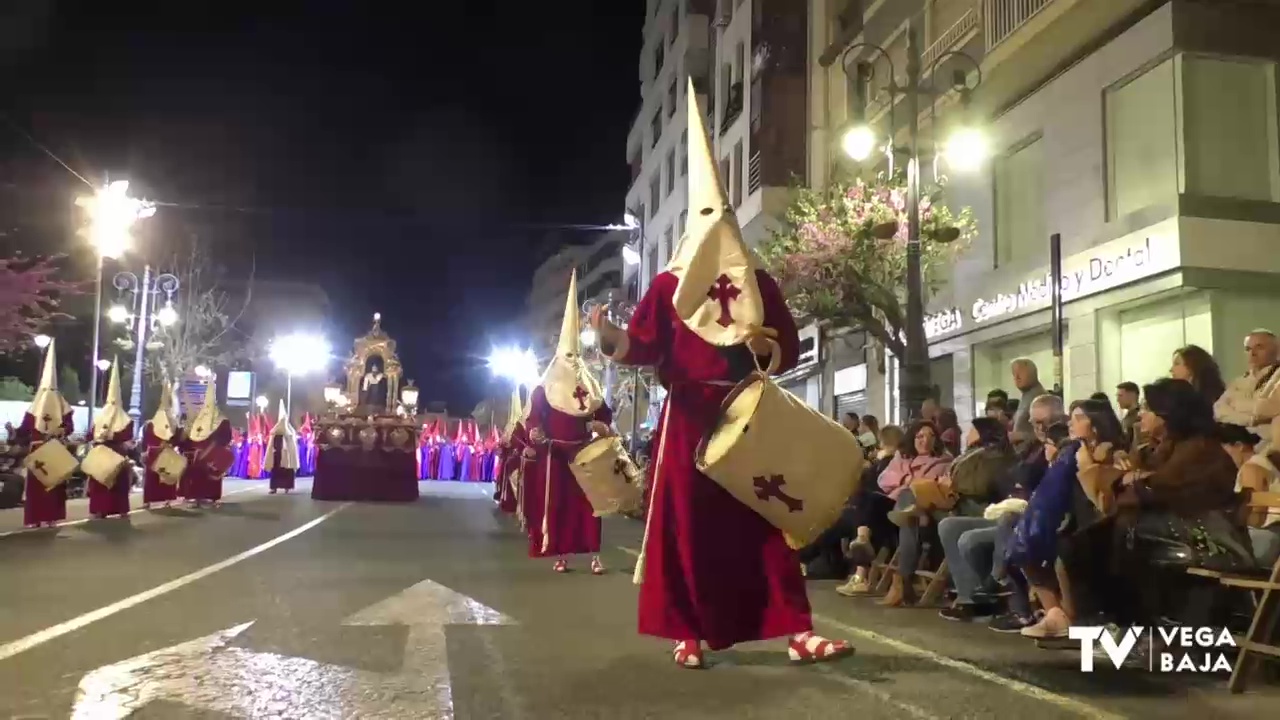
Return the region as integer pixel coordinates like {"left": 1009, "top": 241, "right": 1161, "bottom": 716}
{"left": 0, "top": 0, "right": 644, "bottom": 412}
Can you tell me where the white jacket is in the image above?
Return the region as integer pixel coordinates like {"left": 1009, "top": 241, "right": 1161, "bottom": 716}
{"left": 1214, "top": 364, "right": 1280, "bottom": 445}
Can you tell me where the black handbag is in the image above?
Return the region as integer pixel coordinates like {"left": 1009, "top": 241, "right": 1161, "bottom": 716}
{"left": 1127, "top": 510, "right": 1256, "bottom": 572}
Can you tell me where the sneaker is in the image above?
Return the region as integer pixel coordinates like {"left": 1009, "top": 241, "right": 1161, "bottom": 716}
{"left": 836, "top": 576, "right": 871, "bottom": 597}
{"left": 988, "top": 613, "right": 1035, "bottom": 633}
{"left": 1020, "top": 607, "right": 1070, "bottom": 639}
{"left": 939, "top": 602, "right": 998, "bottom": 623}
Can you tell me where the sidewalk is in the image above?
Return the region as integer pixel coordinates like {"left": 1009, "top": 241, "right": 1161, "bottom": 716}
{"left": 0, "top": 478, "right": 268, "bottom": 536}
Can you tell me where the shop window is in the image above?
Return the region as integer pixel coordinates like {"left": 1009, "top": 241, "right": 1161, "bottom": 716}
{"left": 973, "top": 333, "right": 1056, "bottom": 405}
{"left": 1118, "top": 295, "right": 1212, "bottom": 389}
{"left": 994, "top": 136, "right": 1046, "bottom": 268}
{"left": 1181, "top": 55, "right": 1280, "bottom": 202}
{"left": 1105, "top": 59, "right": 1178, "bottom": 220}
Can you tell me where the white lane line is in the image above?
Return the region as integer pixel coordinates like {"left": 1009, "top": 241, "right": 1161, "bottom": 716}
{"left": 0, "top": 486, "right": 262, "bottom": 539}
{"left": 614, "top": 545, "right": 1121, "bottom": 720}
{"left": 0, "top": 503, "right": 349, "bottom": 662}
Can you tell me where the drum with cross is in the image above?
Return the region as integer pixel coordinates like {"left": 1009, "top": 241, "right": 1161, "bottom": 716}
{"left": 695, "top": 369, "right": 865, "bottom": 546}
{"left": 569, "top": 436, "right": 643, "bottom": 517}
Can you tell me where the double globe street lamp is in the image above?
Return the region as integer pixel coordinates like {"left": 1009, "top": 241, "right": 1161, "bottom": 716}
{"left": 109, "top": 267, "right": 180, "bottom": 420}
{"left": 837, "top": 20, "right": 987, "bottom": 420}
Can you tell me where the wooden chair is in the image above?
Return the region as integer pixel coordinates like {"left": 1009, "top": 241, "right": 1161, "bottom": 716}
{"left": 1188, "top": 491, "right": 1280, "bottom": 693}
{"left": 870, "top": 544, "right": 951, "bottom": 606}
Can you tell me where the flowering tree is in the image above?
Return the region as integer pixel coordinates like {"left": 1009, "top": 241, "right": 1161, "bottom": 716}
{"left": 758, "top": 174, "right": 976, "bottom": 358}
{"left": 0, "top": 255, "right": 80, "bottom": 353}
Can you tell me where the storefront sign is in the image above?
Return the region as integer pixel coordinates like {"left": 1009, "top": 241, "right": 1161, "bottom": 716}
{"left": 962, "top": 226, "right": 1178, "bottom": 330}
{"left": 924, "top": 307, "right": 963, "bottom": 339}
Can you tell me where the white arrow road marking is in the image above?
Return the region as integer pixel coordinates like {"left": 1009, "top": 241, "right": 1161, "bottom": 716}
{"left": 70, "top": 580, "right": 514, "bottom": 719}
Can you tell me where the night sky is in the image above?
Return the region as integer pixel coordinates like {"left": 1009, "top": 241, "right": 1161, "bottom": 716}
{"left": 0, "top": 1, "right": 644, "bottom": 412}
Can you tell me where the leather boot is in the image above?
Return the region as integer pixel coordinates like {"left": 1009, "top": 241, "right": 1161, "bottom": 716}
{"left": 878, "top": 573, "right": 915, "bottom": 607}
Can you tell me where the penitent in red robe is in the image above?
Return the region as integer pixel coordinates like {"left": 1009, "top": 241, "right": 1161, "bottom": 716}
{"left": 496, "top": 422, "right": 527, "bottom": 514}
{"left": 18, "top": 411, "right": 73, "bottom": 526}
{"left": 615, "top": 269, "right": 809, "bottom": 650}
{"left": 180, "top": 420, "right": 233, "bottom": 501}
{"left": 87, "top": 424, "right": 135, "bottom": 518}
{"left": 524, "top": 386, "right": 612, "bottom": 558}
{"left": 142, "top": 423, "right": 181, "bottom": 504}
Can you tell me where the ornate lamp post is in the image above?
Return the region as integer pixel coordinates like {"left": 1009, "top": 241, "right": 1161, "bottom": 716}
{"left": 838, "top": 20, "right": 986, "bottom": 421}
{"left": 109, "top": 266, "right": 179, "bottom": 419}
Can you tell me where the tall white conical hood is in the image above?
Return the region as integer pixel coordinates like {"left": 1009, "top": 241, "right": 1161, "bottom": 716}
{"left": 503, "top": 385, "right": 523, "bottom": 439}
{"left": 540, "top": 269, "right": 604, "bottom": 417}
{"left": 148, "top": 382, "right": 178, "bottom": 442}
{"left": 92, "top": 357, "right": 132, "bottom": 441}
{"left": 666, "top": 77, "right": 765, "bottom": 347}
{"left": 265, "top": 399, "right": 299, "bottom": 471}
{"left": 187, "top": 375, "right": 226, "bottom": 442}
{"left": 27, "top": 338, "right": 71, "bottom": 435}
{"left": 270, "top": 399, "right": 295, "bottom": 438}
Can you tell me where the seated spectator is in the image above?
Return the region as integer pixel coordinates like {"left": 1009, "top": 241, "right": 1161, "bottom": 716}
{"left": 880, "top": 419, "right": 1007, "bottom": 607}
{"left": 1173, "top": 343, "right": 1228, "bottom": 407}
{"left": 1007, "top": 397, "right": 1124, "bottom": 639}
{"left": 857, "top": 414, "right": 881, "bottom": 456}
{"left": 938, "top": 408, "right": 962, "bottom": 456}
{"left": 837, "top": 425, "right": 905, "bottom": 596}
{"left": 876, "top": 421, "right": 950, "bottom": 501}
{"left": 1218, "top": 420, "right": 1280, "bottom": 567}
{"left": 1061, "top": 379, "right": 1254, "bottom": 635}
{"left": 937, "top": 395, "right": 1061, "bottom": 623}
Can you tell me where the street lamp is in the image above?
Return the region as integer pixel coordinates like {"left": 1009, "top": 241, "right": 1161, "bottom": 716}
{"left": 839, "top": 22, "right": 985, "bottom": 421}
{"left": 194, "top": 365, "right": 211, "bottom": 379}
{"left": 33, "top": 334, "right": 51, "bottom": 350}
{"left": 111, "top": 266, "right": 180, "bottom": 420}
{"left": 255, "top": 395, "right": 268, "bottom": 413}
{"left": 75, "top": 179, "right": 156, "bottom": 429}
{"left": 268, "top": 332, "right": 332, "bottom": 410}
{"left": 487, "top": 346, "right": 540, "bottom": 389}
{"left": 400, "top": 380, "right": 420, "bottom": 415}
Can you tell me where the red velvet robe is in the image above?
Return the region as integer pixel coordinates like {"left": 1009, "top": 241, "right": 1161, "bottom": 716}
{"left": 268, "top": 435, "right": 296, "bottom": 490}
{"left": 179, "top": 420, "right": 233, "bottom": 501}
{"left": 142, "top": 423, "right": 181, "bottom": 504}
{"left": 496, "top": 422, "right": 527, "bottom": 514}
{"left": 615, "top": 269, "right": 808, "bottom": 650}
{"left": 88, "top": 423, "right": 135, "bottom": 518}
{"left": 524, "top": 386, "right": 612, "bottom": 558}
{"left": 18, "top": 411, "right": 73, "bottom": 526}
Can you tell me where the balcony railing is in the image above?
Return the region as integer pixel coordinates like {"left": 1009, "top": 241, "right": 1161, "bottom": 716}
{"left": 923, "top": 8, "right": 979, "bottom": 70}
{"left": 748, "top": 151, "right": 762, "bottom": 195}
{"left": 984, "top": 0, "right": 1055, "bottom": 52}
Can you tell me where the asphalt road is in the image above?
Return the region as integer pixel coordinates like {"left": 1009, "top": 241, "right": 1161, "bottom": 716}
{"left": 0, "top": 480, "right": 1274, "bottom": 719}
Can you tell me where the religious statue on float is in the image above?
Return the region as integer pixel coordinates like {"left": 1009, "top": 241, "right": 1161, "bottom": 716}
{"left": 341, "top": 312, "right": 403, "bottom": 417}
{"left": 361, "top": 356, "right": 389, "bottom": 411}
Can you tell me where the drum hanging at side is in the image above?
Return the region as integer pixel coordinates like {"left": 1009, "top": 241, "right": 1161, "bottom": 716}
{"left": 199, "top": 445, "right": 237, "bottom": 478}
{"left": 81, "top": 445, "right": 129, "bottom": 489}
{"left": 151, "top": 445, "right": 189, "bottom": 486}
{"left": 695, "top": 372, "right": 865, "bottom": 546}
{"left": 24, "top": 440, "right": 79, "bottom": 490}
{"left": 569, "top": 436, "right": 643, "bottom": 517}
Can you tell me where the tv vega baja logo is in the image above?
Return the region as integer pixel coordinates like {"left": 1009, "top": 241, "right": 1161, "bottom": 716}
{"left": 1069, "top": 626, "right": 1235, "bottom": 672}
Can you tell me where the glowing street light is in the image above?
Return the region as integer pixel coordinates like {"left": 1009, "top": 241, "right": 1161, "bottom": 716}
{"left": 33, "top": 334, "right": 51, "bottom": 350}
{"left": 156, "top": 302, "right": 178, "bottom": 327}
{"left": 75, "top": 178, "right": 156, "bottom": 430}
{"left": 841, "top": 124, "right": 878, "bottom": 162}
{"left": 268, "top": 332, "right": 332, "bottom": 409}
{"left": 621, "top": 244, "right": 641, "bottom": 266}
{"left": 580, "top": 328, "right": 597, "bottom": 348}
{"left": 96, "top": 358, "right": 111, "bottom": 372}
{"left": 942, "top": 127, "right": 988, "bottom": 173}
{"left": 194, "top": 365, "right": 211, "bottom": 379}
{"left": 487, "top": 346, "right": 540, "bottom": 388}
{"left": 255, "top": 395, "right": 268, "bottom": 412}
{"left": 107, "top": 303, "right": 130, "bottom": 324}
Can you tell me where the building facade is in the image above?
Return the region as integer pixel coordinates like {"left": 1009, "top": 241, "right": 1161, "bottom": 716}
{"left": 624, "top": 0, "right": 809, "bottom": 293}
{"left": 812, "top": 0, "right": 1280, "bottom": 426}
{"left": 524, "top": 231, "right": 626, "bottom": 359}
